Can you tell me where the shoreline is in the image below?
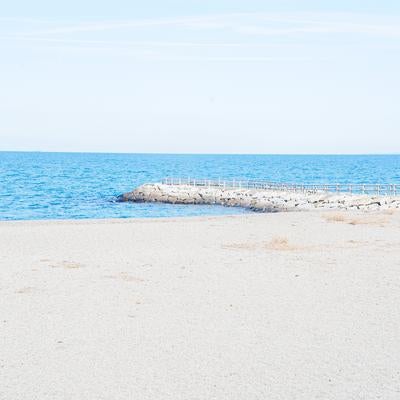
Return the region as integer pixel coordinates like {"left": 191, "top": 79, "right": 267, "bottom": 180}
{"left": 0, "top": 207, "right": 393, "bottom": 226}
{"left": 0, "top": 212, "right": 256, "bottom": 226}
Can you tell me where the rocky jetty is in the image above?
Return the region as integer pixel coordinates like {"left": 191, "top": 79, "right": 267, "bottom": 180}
{"left": 118, "top": 183, "right": 400, "bottom": 212}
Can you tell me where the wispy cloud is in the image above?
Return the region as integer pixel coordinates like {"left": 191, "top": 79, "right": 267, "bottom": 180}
{"left": 0, "top": 36, "right": 314, "bottom": 62}
{"left": 154, "top": 56, "right": 317, "bottom": 62}
{"left": 0, "top": 35, "right": 295, "bottom": 48}
{"left": 236, "top": 21, "right": 400, "bottom": 37}
{"left": 2, "top": 11, "right": 399, "bottom": 61}
{"left": 9, "top": 14, "right": 231, "bottom": 36}
{"left": 8, "top": 12, "right": 400, "bottom": 38}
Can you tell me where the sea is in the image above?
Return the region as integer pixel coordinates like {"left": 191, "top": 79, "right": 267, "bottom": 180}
{"left": 0, "top": 152, "right": 399, "bottom": 221}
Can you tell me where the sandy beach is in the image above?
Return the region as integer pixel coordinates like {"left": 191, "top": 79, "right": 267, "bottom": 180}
{"left": 1, "top": 210, "right": 400, "bottom": 399}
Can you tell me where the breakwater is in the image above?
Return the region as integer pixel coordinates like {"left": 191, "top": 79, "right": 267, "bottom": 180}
{"left": 118, "top": 183, "right": 400, "bottom": 212}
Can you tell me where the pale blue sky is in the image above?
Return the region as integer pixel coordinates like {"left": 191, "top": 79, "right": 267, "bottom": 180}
{"left": 1, "top": 0, "right": 399, "bottom": 153}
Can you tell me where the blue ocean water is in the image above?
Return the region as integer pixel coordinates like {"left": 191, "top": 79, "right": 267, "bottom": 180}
{"left": 0, "top": 152, "right": 399, "bottom": 221}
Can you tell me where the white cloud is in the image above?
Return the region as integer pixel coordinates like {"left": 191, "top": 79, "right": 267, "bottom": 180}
{"left": 5, "top": 12, "right": 400, "bottom": 38}
{"left": 0, "top": 36, "right": 290, "bottom": 48}
{"left": 2, "top": 11, "right": 399, "bottom": 60}
{"left": 235, "top": 21, "right": 400, "bottom": 37}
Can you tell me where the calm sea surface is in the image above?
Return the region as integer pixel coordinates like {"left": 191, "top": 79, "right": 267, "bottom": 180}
{"left": 0, "top": 152, "right": 399, "bottom": 221}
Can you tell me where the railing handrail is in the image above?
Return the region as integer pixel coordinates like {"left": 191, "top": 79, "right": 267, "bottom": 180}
{"left": 161, "top": 177, "right": 399, "bottom": 196}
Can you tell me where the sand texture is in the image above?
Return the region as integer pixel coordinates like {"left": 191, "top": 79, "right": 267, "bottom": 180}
{"left": 1, "top": 211, "right": 400, "bottom": 399}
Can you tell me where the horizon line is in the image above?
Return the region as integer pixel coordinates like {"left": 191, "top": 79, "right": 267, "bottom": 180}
{"left": 0, "top": 150, "right": 399, "bottom": 156}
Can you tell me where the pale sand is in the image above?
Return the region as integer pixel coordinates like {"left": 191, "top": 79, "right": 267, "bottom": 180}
{"left": 1, "top": 211, "right": 400, "bottom": 399}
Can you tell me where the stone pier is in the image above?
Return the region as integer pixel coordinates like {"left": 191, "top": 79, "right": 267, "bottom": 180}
{"left": 118, "top": 183, "right": 400, "bottom": 212}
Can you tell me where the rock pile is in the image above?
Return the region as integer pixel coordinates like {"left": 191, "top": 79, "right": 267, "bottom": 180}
{"left": 118, "top": 184, "right": 400, "bottom": 212}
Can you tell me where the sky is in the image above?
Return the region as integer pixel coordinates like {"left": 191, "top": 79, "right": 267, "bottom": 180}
{"left": 1, "top": 0, "right": 400, "bottom": 154}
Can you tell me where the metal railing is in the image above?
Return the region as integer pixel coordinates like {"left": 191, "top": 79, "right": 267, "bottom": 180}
{"left": 161, "top": 177, "right": 400, "bottom": 196}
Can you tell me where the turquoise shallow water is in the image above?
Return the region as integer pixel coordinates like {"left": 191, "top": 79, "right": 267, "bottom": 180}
{"left": 0, "top": 152, "right": 399, "bottom": 221}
